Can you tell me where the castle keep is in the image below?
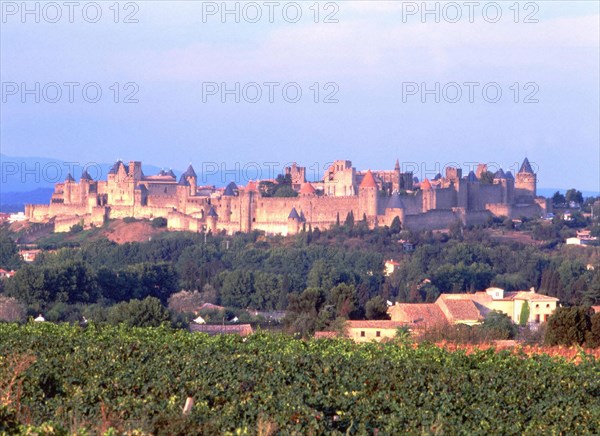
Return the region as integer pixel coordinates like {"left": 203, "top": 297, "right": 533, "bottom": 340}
{"left": 25, "top": 158, "right": 547, "bottom": 234}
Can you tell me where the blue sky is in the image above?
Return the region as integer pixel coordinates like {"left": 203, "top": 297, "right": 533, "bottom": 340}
{"left": 1, "top": 1, "right": 599, "bottom": 191}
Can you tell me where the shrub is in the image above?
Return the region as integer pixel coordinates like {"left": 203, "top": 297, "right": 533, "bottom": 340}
{"left": 151, "top": 217, "right": 168, "bottom": 228}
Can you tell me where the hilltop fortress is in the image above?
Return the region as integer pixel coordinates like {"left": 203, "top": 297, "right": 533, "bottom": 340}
{"left": 25, "top": 158, "right": 547, "bottom": 235}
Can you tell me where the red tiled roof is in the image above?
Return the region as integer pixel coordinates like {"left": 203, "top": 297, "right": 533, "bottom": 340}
{"left": 359, "top": 170, "right": 377, "bottom": 189}
{"left": 508, "top": 291, "right": 559, "bottom": 302}
{"left": 245, "top": 181, "right": 259, "bottom": 192}
{"left": 591, "top": 306, "right": 600, "bottom": 314}
{"left": 190, "top": 324, "right": 253, "bottom": 336}
{"left": 347, "top": 320, "right": 405, "bottom": 329}
{"left": 299, "top": 182, "right": 316, "bottom": 195}
{"left": 388, "top": 303, "right": 446, "bottom": 327}
{"left": 437, "top": 295, "right": 483, "bottom": 322}
{"left": 314, "top": 331, "right": 338, "bottom": 338}
{"left": 421, "top": 179, "right": 432, "bottom": 190}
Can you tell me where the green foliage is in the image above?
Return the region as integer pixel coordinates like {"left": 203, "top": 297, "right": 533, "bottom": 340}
{"left": 107, "top": 297, "right": 171, "bottom": 327}
{"left": 1, "top": 324, "right": 600, "bottom": 434}
{"left": 552, "top": 191, "right": 566, "bottom": 206}
{"left": 481, "top": 311, "right": 518, "bottom": 340}
{"left": 565, "top": 189, "right": 584, "bottom": 205}
{"left": 479, "top": 171, "right": 495, "bottom": 184}
{"left": 69, "top": 223, "right": 83, "bottom": 234}
{"left": 587, "top": 313, "right": 600, "bottom": 348}
{"left": 151, "top": 217, "right": 168, "bottom": 228}
{"left": 0, "top": 231, "right": 22, "bottom": 270}
{"left": 389, "top": 216, "right": 401, "bottom": 234}
{"left": 365, "top": 296, "right": 390, "bottom": 320}
{"left": 545, "top": 306, "right": 592, "bottom": 346}
{"left": 519, "top": 301, "right": 530, "bottom": 326}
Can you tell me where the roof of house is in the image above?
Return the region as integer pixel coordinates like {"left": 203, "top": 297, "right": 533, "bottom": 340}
{"left": 592, "top": 306, "right": 600, "bottom": 314}
{"left": 508, "top": 291, "right": 559, "bottom": 302}
{"left": 494, "top": 168, "right": 506, "bottom": 179}
{"left": 519, "top": 157, "right": 534, "bottom": 174}
{"left": 199, "top": 302, "right": 225, "bottom": 311}
{"left": 190, "top": 323, "right": 253, "bottom": 336}
{"left": 315, "top": 331, "right": 338, "bottom": 339}
{"left": 346, "top": 320, "right": 406, "bottom": 329}
{"left": 299, "top": 182, "right": 316, "bottom": 195}
{"left": 65, "top": 173, "right": 75, "bottom": 182}
{"left": 437, "top": 295, "right": 483, "bottom": 321}
{"left": 505, "top": 171, "right": 514, "bottom": 180}
{"left": 359, "top": 170, "right": 377, "bottom": 189}
{"left": 388, "top": 303, "right": 446, "bottom": 327}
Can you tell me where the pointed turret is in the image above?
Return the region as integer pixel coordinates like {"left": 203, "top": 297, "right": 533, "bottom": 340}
{"left": 519, "top": 158, "right": 534, "bottom": 174}
{"left": 183, "top": 164, "right": 197, "bottom": 178}
{"left": 65, "top": 173, "right": 75, "bottom": 183}
{"left": 80, "top": 170, "right": 93, "bottom": 181}
{"left": 494, "top": 168, "right": 506, "bottom": 180}
{"left": 299, "top": 182, "right": 316, "bottom": 196}
{"left": 223, "top": 182, "right": 238, "bottom": 197}
{"left": 288, "top": 207, "right": 301, "bottom": 220}
{"left": 394, "top": 159, "right": 400, "bottom": 171}
{"left": 359, "top": 170, "right": 377, "bottom": 189}
{"left": 421, "top": 178, "right": 432, "bottom": 190}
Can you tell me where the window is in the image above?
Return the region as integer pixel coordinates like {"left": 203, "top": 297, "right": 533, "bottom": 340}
{"left": 376, "top": 331, "right": 381, "bottom": 337}
{"left": 535, "top": 314, "right": 540, "bottom": 323}
{"left": 360, "top": 331, "right": 365, "bottom": 337}
{"left": 546, "top": 304, "right": 550, "bottom": 308}
{"left": 535, "top": 304, "right": 539, "bottom": 308}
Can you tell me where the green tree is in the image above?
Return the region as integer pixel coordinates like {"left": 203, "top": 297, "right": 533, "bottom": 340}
{"left": 365, "top": 296, "right": 390, "bottom": 320}
{"left": 552, "top": 191, "right": 566, "bottom": 205}
{"left": 479, "top": 171, "right": 495, "bottom": 184}
{"left": 390, "top": 216, "right": 401, "bottom": 234}
{"left": 219, "top": 270, "right": 254, "bottom": 308}
{"left": 480, "top": 311, "right": 517, "bottom": 339}
{"left": 107, "top": 297, "right": 170, "bottom": 327}
{"left": 545, "top": 306, "right": 592, "bottom": 346}
{"left": 0, "top": 233, "right": 22, "bottom": 270}
{"left": 519, "top": 301, "right": 530, "bottom": 326}
{"left": 565, "top": 189, "right": 584, "bottom": 205}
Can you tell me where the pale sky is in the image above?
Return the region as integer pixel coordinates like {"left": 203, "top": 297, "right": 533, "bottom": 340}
{"left": 1, "top": 1, "right": 599, "bottom": 191}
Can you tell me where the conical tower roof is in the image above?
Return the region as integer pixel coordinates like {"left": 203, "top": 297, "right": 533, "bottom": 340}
{"left": 519, "top": 158, "right": 534, "bottom": 174}
{"left": 387, "top": 194, "right": 405, "bottom": 209}
{"left": 300, "top": 182, "right": 316, "bottom": 195}
{"left": 421, "top": 178, "right": 432, "bottom": 190}
{"left": 65, "top": 173, "right": 75, "bottom": 182}
{"left": 207, "top": 206, "right": 218, "bottom": 218}
{"left": 359, "top": 170, "right": 377, "bottom": 189}
{"left": 494, "top": 169, "right": 506, "bottom": 179}
{"left": 288, "top": 207, "right": 300, "bottom": 220}
{"left": 183, "top": 164, "right": 197, "bottom": 178}
{"left": 80, "top": 170, "right": 93, "bottom": 181}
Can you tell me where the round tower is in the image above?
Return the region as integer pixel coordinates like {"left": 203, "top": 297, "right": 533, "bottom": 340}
{"left": 358, "top": 170, "right": 379, "bottom": 220}
{"left": 515, "top": 157, "right": 536, "bottom": 203}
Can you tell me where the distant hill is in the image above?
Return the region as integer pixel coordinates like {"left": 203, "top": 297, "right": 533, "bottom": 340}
{"left": 0, "top": 188, "right": 54, "bottom": 212}
{"left": 0, "top": 154, "right": 170, "bottom": 193}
